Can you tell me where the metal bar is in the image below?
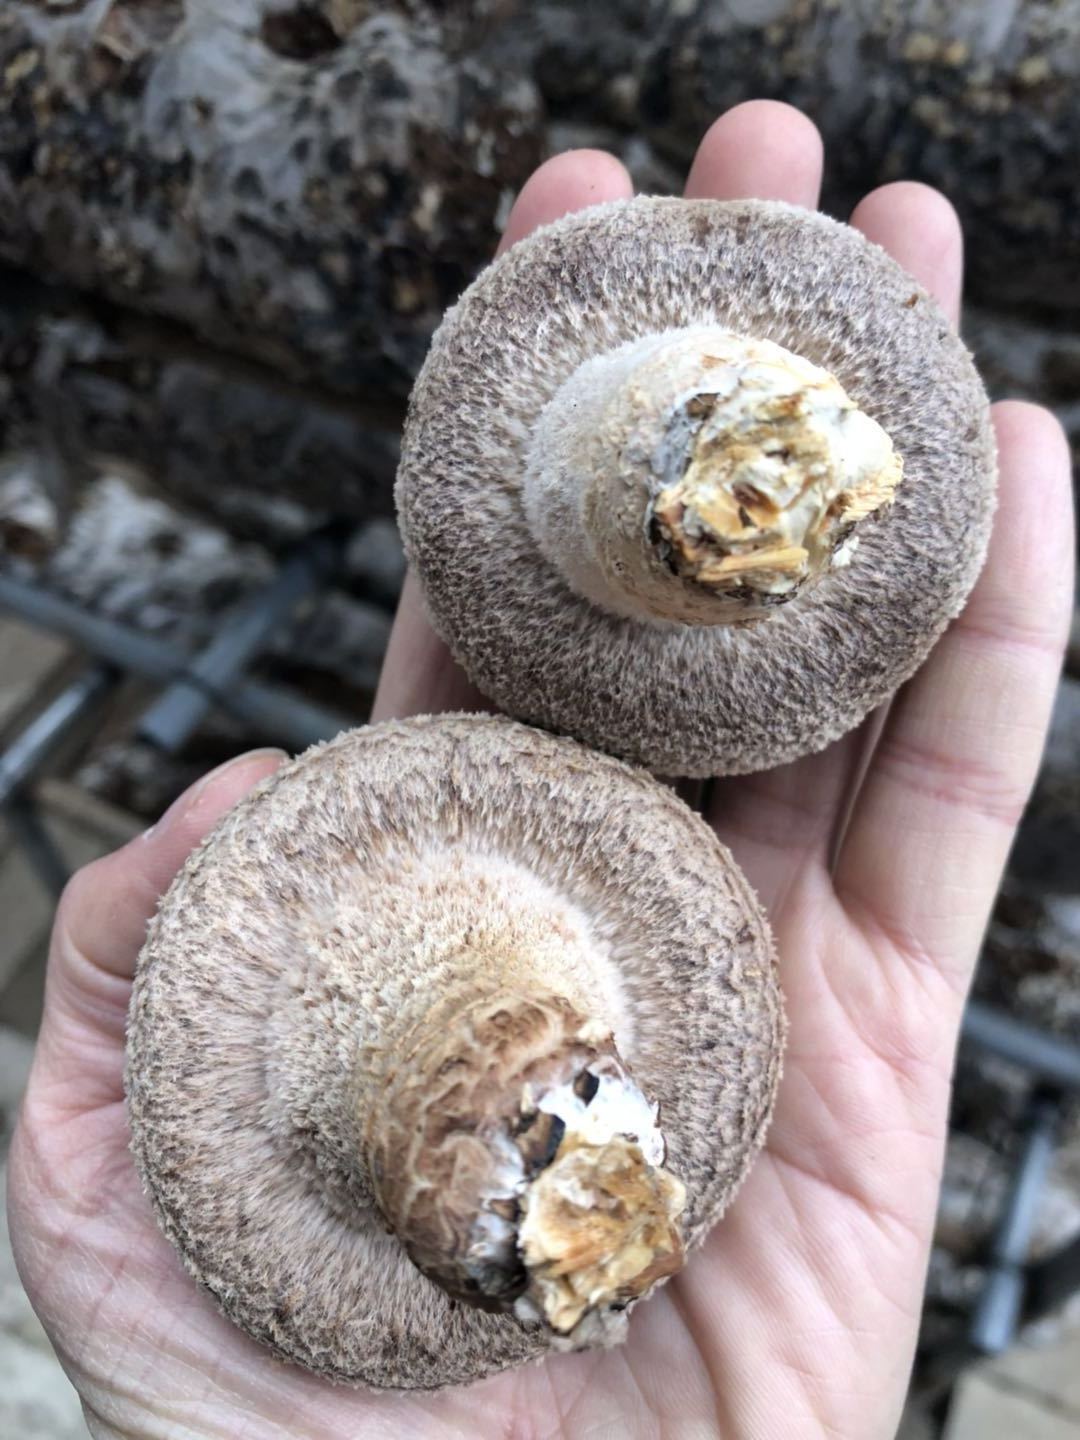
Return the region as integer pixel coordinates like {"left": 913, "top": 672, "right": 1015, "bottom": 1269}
{"left": 1025, "top": 1228, "right": 1080, "bottom": 1326}
{"left": 0, "top": 665, "right": 115, "bottom": 894}
{"left": 961, "top": 1000, "right": 1080, "bottom": 1093}
{"left": 969, "top": 1094, "right": 1060, "bottom": 1355}
{"left": 0, "top": 572, "right": 352, "bottom": 751}
{"left": 0, "top": 571, "right": 184, "bottom": 684}
{"left": 0, "top": 666, "right": 113, "bottom": 809}
{"left": 137, "top": 531, "right": 344, "bottom": 753}
{"left": 229, "top": 680, "right": 350, "bottom": 751}
{"left": 3, "top": 795, "right": 70, "bottom": 896}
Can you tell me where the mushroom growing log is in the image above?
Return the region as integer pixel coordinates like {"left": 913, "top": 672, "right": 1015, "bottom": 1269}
{"left": 0, "top": 0, "right": 541, "bottom": 397}
{"left": 0, "top": 269, "right": 400, "bottom": 530}
{"left": 125, "top": 714, "right": 784, "bottom": 1390}
{"left": 0, "top": 0, "right": 1072, "bottom": 537}
{"left": 533, "top": 0, "right": 1080, "bottom": 313}
{"left": 398, "top": 196, "right": 997, "bottom": 777}
{"left": 3, "top": 0, "right": 1077, "bottom": 384}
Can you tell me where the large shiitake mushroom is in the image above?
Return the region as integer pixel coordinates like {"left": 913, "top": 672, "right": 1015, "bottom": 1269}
{"left": 397, "top": 197, "right": 997, "bottom": 776}
{"left": 126, "top": 714, "right": 783, "bottom": 1391}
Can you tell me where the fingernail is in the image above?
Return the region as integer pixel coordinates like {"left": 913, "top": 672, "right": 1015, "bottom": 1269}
{"left": 143, "top": 748, "right": 288, "bottom": 839}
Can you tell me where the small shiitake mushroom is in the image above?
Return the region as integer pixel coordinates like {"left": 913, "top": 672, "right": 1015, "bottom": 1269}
{"left": 396, "top": 197, "right": 997, "bottom": 776}
{"left": 126, "top": 715, "right": 783, "bottom": 1391}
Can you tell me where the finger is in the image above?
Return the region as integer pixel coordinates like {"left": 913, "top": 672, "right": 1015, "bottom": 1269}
{"left": 34, "top": 749, "right": 287, "bottom": 1105}
{"left": 684, "top": 100, "right": 823, "bottom": 207}
{"left": 370, "top": 573, "right": 488, "bottom": 723}
{"left": 497, "top": 148, "right": 633, "bottom": 254}
{"left": 850, "top": 181, "right": 963, "bottom": 328}
{"left": 835, "top": 402, "right": 1075, "bottom": 999}
{"left": 373, "top": 149, "right": 633, "bottom": 724}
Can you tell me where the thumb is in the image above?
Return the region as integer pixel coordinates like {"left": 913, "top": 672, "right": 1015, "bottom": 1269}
{"left": 29, "top": 748, "right": 287, "bottom": 1115}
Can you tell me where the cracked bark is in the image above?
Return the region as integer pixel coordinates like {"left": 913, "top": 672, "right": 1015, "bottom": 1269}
{"left": 1, "top": 1, "right": 1078, "bottom": 523}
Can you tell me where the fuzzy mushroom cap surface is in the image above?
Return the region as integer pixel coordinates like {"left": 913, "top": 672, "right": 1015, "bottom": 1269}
{"left": 125, "top": 715, "right": 783, "bottom": 1391}
{"left": 396, "top": 196, "right": 996, "bottom": 777}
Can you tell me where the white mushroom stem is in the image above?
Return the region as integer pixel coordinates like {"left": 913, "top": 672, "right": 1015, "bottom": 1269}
{"left": 522, "top": 325, "right": 903, "bottom": 626}
{"left": 364, "top": 988, "right": 685, "bottom": 1339}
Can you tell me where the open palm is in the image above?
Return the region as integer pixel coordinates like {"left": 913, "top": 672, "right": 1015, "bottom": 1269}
{"left": 9, "top": 103, "right": 1074, "bottom": 1440}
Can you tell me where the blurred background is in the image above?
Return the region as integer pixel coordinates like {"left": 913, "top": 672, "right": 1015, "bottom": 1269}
{"left": 1, "top": 3, "right": 1078, "bottom": 1435}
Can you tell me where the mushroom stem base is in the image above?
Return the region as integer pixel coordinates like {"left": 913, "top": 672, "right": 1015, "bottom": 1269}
{"left": 363, "top": 989, "right": 686, "bottom": 1333}
{"left": 523, "top": 325, "right": 903, "bottom": 626}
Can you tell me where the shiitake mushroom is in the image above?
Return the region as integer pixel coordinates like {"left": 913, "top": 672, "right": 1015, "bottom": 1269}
{"left": 396, "top": 197, "right": 996, "bottom": 776}
{"left": 126, "top": 715, "right": 783, "bottom": 1390}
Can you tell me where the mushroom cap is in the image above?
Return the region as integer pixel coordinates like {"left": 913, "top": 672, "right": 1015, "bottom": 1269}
{"left": 396, "top": 196, "right": 997, "bottom": 776}
{"left": 125, "top": 715, "right": 783, "bottom": 1391}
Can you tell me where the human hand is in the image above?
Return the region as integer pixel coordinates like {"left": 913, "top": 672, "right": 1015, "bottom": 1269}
{"left": 9, "top": 102, "right": 1075, "bottom": 1439}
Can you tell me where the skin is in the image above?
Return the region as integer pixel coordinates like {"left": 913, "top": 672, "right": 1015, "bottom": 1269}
{"left": 6, "top": 101, "right": 1075, "bottom": 1439}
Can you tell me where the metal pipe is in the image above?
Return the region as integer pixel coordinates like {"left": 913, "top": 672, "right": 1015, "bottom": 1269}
{"left": 0, "top": 572, "right": 185, "bottom": 685}
{"left": 0, "top": 665, "right": 113, "bottom": 808}
{"left": 962, "top": 1000, "right": 1080, "bottom": 1093}
{"left": 969, "top": 1094, "right": 1060, "bottom": 1355}
{"left": 1026, "top": 1228, "right": 1080, "bottom": 1326}
{"left": 0, "top": 665, "right": 114, "bottom": 893}
{"left": 0, "top": 573, "right": 353, "bottom": 751}
{"left": 3, "top": 795, "right": 71, "bottom": 897}
{"left": 137, "top": 531, "right": 344, "bottom": 753}
{"left": 223, "top": 679, "right": 351, "bottom": 752}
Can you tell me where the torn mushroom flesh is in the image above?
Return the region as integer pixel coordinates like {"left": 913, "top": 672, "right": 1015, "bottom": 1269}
{"left": 648, "top": 333, "right": 903, "bottom": 606}
{"left": 365, "top": 991, "right": 686, "bottom": 1342}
